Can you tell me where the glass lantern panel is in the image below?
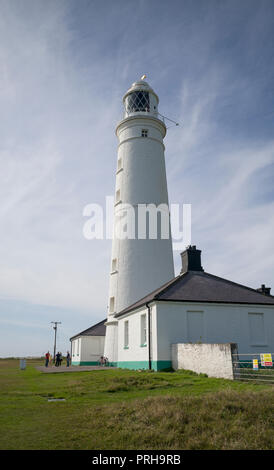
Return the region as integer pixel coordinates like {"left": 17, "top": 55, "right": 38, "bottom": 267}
{"left": 125, "top": 91, "right": 150, "bottom": 113}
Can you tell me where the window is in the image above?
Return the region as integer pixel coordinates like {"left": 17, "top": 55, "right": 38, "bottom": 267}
{"left": 140, "top": 314, "right": 147, "bottom": 346}
{"left": 141, "top": 129, "right": 148, "bottom": 137}
{"left": 109, "top": 296, "right": 115, "bottom": 313}
{"left": 124, "top": 320, "right": 129, "bottom": 348}
{"left": 248, "top": 313, "right": 266, "bottom": 345}
{"left": 117, "top": 158, "right": 122, "bottom": 171}
{"left": 115, "top": 189, "right": 121, "bottom": 203}
{"left": 111, "top": 258, "right": 117, "bottom": 272}
{"left": 125, "top": 91, "right": 150, "bottom": 113}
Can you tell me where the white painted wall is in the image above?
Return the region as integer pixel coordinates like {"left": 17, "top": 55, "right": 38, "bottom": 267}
{"left": 156, "top": 301, "right": 274, "bottom": 362}
{"left": 104, "top": 319, "right": 118, "bottom": 363}
{"left": 111, "top": 115, "right": 174, "bottom": 315}
{"left": 172, "top": 343, "right": 237, "bottom": 379}
{"left": 117, "top": 304, "right": 158, "bottom": 366}
{"left": 71, "top": 336, "right": 105, "bottom": 364}
{"left": 115, "top": 301, "right": 274, "bottom": 369}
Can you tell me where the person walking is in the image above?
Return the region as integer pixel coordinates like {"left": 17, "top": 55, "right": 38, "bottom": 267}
{"left": 66, "top": 351, "right": 71, "bottom": 367}
{"left": 45, "top": 351, "right": 50, "bottom": 367}
{"left": 55, "top": 352, "right": 60, "bottom": 367}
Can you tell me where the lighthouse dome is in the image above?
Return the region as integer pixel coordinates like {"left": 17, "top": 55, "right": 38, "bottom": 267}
{"left": 123, "top": 78, "right": 159, "bottom": 118}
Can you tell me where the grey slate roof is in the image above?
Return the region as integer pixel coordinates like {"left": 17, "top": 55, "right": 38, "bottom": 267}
{"left": 70, "top": 319, "right": 106, "bottom": 341}
{"left": 115, "top": 271, "right": 274, "bottom": 317}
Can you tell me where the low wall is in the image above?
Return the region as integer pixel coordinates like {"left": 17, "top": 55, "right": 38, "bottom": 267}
{"left": 171, "top": 343, "right": 238, "bottom": 380}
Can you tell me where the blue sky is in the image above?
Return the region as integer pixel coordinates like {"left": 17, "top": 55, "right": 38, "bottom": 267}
{"left": 0, "top": 0, "right": 274, "bottom": 356}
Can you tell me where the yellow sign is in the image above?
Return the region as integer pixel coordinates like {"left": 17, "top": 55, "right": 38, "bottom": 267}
{"left": 253, "top": 359, "right": 259, "bottom": 370}
{"left": 260, "top": 353, "right": 273, "bottom": 367}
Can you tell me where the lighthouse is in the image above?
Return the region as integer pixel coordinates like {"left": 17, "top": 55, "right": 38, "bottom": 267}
{"left": 104, "top": 77, "right": 175, "bottom": 365}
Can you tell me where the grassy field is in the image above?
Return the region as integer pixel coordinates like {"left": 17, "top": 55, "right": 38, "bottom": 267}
{"left": 0, "top": 358, "right": 273, "bottom": 450}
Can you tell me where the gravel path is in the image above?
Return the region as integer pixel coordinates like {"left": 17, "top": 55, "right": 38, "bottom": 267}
{"left": 36, "top": 365, "right": 114, "bottom": 373}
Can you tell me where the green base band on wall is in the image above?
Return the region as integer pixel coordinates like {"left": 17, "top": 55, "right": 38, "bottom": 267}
{"left": 71, "top": 361, "right": 171, "bottom": 370}
{"left": 117, "top": 360, "right": 172, "bottom": 371}
{"left": 71, "top": 361, "right": 117, "bottom": 367}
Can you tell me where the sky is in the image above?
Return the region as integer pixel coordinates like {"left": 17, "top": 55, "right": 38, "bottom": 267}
{"left": 0, "top": 0, "right": 274, "bottom": 357}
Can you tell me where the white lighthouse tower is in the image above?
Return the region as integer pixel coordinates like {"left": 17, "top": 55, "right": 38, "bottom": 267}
{"left": 104, "top": 77, "right": 175, "bottom": 365}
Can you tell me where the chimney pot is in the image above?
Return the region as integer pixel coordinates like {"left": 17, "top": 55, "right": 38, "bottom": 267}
{"left": 256, "top": 284, "right": 271, "bottom": 296}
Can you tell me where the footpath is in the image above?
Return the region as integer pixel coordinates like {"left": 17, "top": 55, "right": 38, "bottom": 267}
{"left": 36, "top": 365, "right": 113, "bottom": 373}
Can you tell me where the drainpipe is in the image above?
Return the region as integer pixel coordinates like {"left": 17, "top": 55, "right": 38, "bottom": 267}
{"left": 146, "top": 302, "right": 152, "bottom": 370}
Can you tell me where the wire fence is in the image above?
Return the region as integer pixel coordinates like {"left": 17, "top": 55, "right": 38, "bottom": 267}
{"left": 232, "top": 353, "right": 274, "bottom": 384}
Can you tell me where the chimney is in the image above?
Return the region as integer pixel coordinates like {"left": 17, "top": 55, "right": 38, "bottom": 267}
{"left": 256, "top": 284, "right": 271, "bottom": 296}
{"left": 180, "top": 245, "right": 204, "bottom": 273}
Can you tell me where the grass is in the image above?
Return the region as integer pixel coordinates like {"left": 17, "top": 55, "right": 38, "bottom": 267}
{"left": 0, "top": 358, "right": 273, "bottom": 450}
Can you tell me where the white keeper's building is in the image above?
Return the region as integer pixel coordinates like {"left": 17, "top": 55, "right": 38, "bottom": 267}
{"left": 70, "top": 319, "right": 106, "bottom": 366}
{"left": 113, "top": 246, "right": 274, "bottom": 370}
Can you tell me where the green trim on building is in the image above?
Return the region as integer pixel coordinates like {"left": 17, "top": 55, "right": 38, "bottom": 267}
{"left": 117, "top": 360, "right": 172, "bottom": 371}
{"left": 71, "top": 361, "right": 117, "bottom": 367}
{"left": 71, "top": 360, "right": 172, "bottom": 370}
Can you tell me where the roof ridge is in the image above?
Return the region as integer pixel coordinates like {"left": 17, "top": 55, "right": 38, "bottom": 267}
{"left": 135, "top": 274, "right": 180, "bottom": 303}
{"left": 115, "top": 269, "right": 274, "bottom": 318}
{"left": 70, "top": 318, "right": 107, "bottom": 340}
{"left": 116, "top": 274, "right": 181, "bottom": 317}
{"left": 155, "top": 271, "right": 188, "bottom": 299}
{"left": 203, "top": 271, "right": 274, "bottom": 299}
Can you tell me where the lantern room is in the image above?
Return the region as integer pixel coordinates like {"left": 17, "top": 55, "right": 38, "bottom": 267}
{"left": 123, "top": 79, "right": 159, "bottom": 118}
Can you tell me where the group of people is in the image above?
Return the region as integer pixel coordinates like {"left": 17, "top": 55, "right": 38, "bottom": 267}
{"left": 99, "top": 356, "right": 109, "bottom": 366}
{"left": 55, "top": 352, "right": 63, "bottom": 367}
{"left": 44, "top": 351, "right": 71, "bottom": 367}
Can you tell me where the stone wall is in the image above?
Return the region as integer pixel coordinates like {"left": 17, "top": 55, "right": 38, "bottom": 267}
{"left": 171, "top": 343, "right": 238, "bottom": 380}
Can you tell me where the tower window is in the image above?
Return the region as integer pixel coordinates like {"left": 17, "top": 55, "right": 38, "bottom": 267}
{"left": 141, "top": 129, "right": 148, "bottom": 138}
{"left": 115, "top": 189, "right": 121, "bottom": 203}
{"left": 109, "top": 297, "right": 115, "bottom": 313}
{"left": 111, "top": 258, "right": 117, "bottom": 272}
{"left": 125, "top": 91, "right": 150, "bottom": 113}
{"left": 117, "top": 158, "right": 122, "bottom": 171}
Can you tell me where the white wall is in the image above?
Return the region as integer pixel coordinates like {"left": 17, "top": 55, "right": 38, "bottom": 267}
{"left": 156, "top": 301, "right": 274, "bottom": 362}
{"left": 110, "top": 115, "right": 174, "bottom": 315}
{"left": 117, "top": 304, "right": 158, "bottom": 366}
{"left": 172, "top": 343, "right": 237, "bottom": 379}
{"left": 115, "top": 300, "right": 274, "bottom": 369}
{"left": 72, "top": 336, "right": 105, "bottom": 364}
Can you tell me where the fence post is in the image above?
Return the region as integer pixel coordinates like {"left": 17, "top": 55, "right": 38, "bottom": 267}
{"left": 230, "top": 344, "right": 239, "bottom": 380}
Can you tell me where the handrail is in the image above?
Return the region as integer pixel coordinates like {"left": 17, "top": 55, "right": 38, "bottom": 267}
{"left": 122, "top": 110, "right": 166, "bottom": 124}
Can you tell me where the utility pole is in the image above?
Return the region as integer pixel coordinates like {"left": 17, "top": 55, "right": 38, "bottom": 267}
{"left": 51, "top": 322, "right": 61, "bottom": 363}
